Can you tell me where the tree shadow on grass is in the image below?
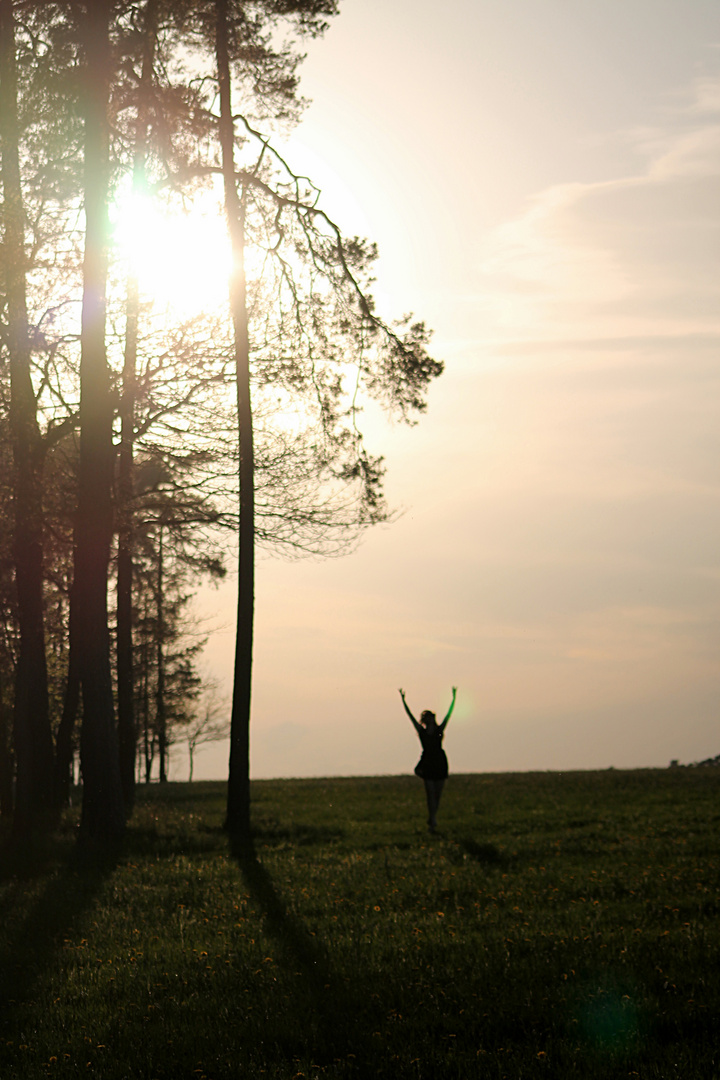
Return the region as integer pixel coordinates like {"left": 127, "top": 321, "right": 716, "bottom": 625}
{"left": 0, "top": 837, "right": 119, "bottom": 1023}
{"left": 231, "top": 834, "right": 370, "bottom": 1070}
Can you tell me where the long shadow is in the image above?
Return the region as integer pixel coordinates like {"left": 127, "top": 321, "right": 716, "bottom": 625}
{"left": 0, "top": 836, "right": 119, "bottom": 1029}
{"left": 458, "top": 837, "right": 508, "bottom": 866}
{"left": 231, "top": 834, "right": 371, "bottom": 1069}
{"left": 0, "top": 824, "right": 74, "bottom": 888}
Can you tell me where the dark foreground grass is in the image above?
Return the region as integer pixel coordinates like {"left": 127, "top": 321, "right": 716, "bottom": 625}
{"left": 0, "top": 769, "right": 718, "bottom": 1079}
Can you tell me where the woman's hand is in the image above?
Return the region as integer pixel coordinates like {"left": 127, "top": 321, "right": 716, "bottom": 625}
{"left": 398, "top": 688, "right": 405, "bottom": 698}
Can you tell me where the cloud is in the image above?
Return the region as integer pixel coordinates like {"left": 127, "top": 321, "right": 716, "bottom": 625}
{"left": 478, "top": 76, "right": 720, "bottom": 345}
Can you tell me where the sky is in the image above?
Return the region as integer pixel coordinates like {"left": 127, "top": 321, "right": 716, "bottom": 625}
{"left": 186, "top": 0, "right": 720, "bottom": 781}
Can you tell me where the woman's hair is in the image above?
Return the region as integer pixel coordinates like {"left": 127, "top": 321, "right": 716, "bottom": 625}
{"left": 420, "top": 710, "right": 436, "bottom": 727}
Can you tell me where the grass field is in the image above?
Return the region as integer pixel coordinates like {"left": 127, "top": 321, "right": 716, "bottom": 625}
{"left": 0, "top": 769, "right": 718, "bottom": 1079}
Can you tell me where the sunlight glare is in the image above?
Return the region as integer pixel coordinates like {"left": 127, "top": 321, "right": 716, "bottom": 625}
{"left": 114, "top": 192, "right": 233, "bottom": 317}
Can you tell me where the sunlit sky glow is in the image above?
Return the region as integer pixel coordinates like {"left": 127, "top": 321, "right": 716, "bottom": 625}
{"left": 113, "top": 188, "right": 232, "bottom": 316}
{"left": 177, "top": 0, "right": 719, "bottom": 782}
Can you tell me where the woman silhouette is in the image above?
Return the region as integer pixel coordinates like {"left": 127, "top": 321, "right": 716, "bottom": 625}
{"left": 399, "top": 687, "right": 457, "bottom": 831}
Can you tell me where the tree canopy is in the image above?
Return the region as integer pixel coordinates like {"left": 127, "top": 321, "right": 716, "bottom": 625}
{"left": 0, "top": 0, "right": 443, "bottom": 845}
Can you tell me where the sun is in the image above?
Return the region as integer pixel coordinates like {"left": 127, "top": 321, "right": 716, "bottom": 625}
{"left": 113, "top": 188, "right": 233, "bottom": 318}
{"left": 111, "top": 137, "right": 373, "bottom": 325}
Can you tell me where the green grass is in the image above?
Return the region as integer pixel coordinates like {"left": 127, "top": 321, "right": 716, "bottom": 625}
{"left": 1, "top": 769, "right": 718, "bottom": 1078}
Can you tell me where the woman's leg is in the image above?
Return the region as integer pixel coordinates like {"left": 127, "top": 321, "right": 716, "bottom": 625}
{"left": 424, "top": 779, "right": 445, "bottom": 830}
{"left": 423, "top": 779, "right": 436, "bottom": 828}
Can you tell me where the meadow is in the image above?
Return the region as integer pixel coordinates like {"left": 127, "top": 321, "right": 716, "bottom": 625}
{"left": 0, "top": 769, "right": 718, "bottom": 1079}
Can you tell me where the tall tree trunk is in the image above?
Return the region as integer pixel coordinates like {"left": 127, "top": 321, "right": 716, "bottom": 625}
{"left": 53, "top": 582, "right": 80, "bottom": 808}
{"left": 54, "top": 660, "right": 80, "bottom": 807}
{"left": 216, "top": 0, "right": 254, "bottom": 837}
{"left": 74, "top": 0, "right": 124, "bottom": 844}
{"left": 0, "top": 0, "right": 55, "bottom": 833}
{"left": 140, "top": 605, "right": 153, "bottom": 782}
{"left": 0, "top": 673, "right": 14, "bottom": 818}
{"left": 155, "top": 525, "right": 167, "bottom": 783}
{"left": 0, "top": 607, "right": 14, "bottom": 817}
{"left": 116, "top": 261, "right": 137, "bottom": 802}
{"left": 117, "top": 0, "right": 158, "bottom": 812}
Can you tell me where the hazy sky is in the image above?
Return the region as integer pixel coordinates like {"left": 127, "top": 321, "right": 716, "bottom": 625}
{"left": 190, "top": 0, "right": 720, "bottom": 781}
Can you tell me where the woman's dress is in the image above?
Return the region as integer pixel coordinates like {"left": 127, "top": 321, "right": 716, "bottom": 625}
{"left": 415, "top": 727, "right": 448, "bottom": 781}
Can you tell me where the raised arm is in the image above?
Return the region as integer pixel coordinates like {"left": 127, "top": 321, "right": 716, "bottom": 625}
{"left": 399, "top": 688, "right": 422, "bottom": 734}
{"left": 440, "top": 687, "right": 457, "bottom": 731}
